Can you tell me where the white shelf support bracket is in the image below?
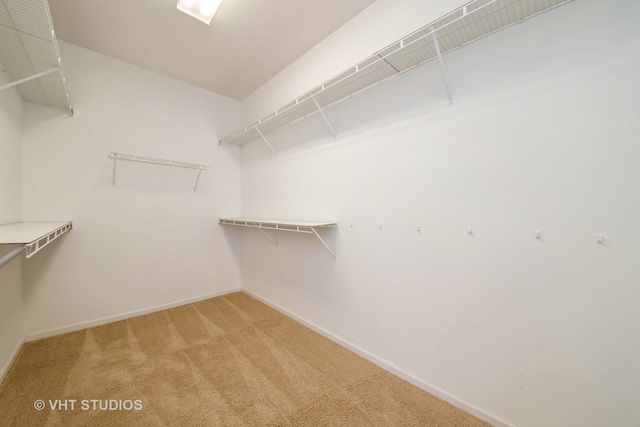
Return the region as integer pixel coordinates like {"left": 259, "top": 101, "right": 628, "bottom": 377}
{"left": 0, "top": 67, "right": 59, "bottom": 91}
{"left": 254, "top": 125, "right": 278, "bottom": 157}
{"left": 112, "top": 157, "right": 117, "bottom": 187}
{"left": 430, "top": 26, "right": 454, "bottom": 105}
{"left": 194, "top": 169, "right": 202, "bottom": 192}
{"left": 258, "top": 227, "right": 278, "bottom": 246}
{"left": 311, "top": 95, "right": 337, "bottom": 140}
{"left": 310, "top": 227, "right": 336, "bottom": 260}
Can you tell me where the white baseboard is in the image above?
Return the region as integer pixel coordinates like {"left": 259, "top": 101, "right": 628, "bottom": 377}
{"left": 242, "top": 288, "right": 518, "bottom": 427}
{"left": 0, "top": 337, "right": 24, "bottom": 385}
{"left": 25, "top": 287, "right": 241, "bottom": 342}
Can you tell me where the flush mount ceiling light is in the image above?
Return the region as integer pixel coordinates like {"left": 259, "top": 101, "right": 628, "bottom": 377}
{"left": 177, "top": 0, "right": 222, "bottom": 25}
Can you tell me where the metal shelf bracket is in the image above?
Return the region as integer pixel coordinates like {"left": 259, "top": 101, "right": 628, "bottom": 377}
{"left": 310, "top": 227, "right": 336, "bottom": 259}
{"left": 431, "top": 25, "right": 454, "bottom": 105}
{"left": 258, "top": 228, "right": 278, "bottom": 246}
{"left": 311, "top": 95, "right": 337, "bottom": 140}
{"left": 193, "top": 169, "right": 203, "bottom": 192}
{"left": 254, "top": 125, "right": 278, "bottom": 156}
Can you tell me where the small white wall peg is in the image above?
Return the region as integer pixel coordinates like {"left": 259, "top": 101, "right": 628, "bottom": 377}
{"left": 350, "top": 223, "right": 353, "bottom": 229}
{"left": 378, "top": 223, "right": 383, "bottom": 231}
{"left": 468, "top": 227, "right": 473, "bottom": 235}
{"left": 597, "top": 234, "right": 604, "bottom": 244}
{"left": 535, "top": 230, "right": 541, "bottom": 240}
{"left": 417, "top": 226, "right": 421, "bottom": 233}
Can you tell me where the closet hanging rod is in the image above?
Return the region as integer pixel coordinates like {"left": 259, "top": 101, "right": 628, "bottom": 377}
{"left": 0, "top": 247, "right": 25, "bottom": 270}
{"left": 0, "top": 68, "right": 59, "bottom": 91}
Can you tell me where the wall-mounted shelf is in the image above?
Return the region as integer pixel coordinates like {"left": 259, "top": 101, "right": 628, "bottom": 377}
{"left": 219, "top": 218, "right": 338, "bottom": 259}
{"left": 218, "top": 0, "right": 572, "bottom": 154}
{"left": 0, "top": 221, "right": 72, "bottom": 268}
{"left": 109, "top": 152, "right": 210, "bottom": 192}
{"left": 0, "top": 0, "right": 73, "bottom": 115}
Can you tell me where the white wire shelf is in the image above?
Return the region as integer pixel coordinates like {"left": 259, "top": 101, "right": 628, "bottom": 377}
{"left": 219, "top": 218, "right": 338, "bottom": 259}
{"left": 109, "top": 151, "right": 210, "bottom": 192}
{"left": 0, "top": 221, "right": 72, "bottom": 259}
{"left": 0, "top": 0, "right": 73, "bottom": 115}
{"left": 219, "top": 0, "right": 573, "bottom": 150}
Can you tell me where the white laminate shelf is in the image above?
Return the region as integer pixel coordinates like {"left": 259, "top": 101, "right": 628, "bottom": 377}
{"left": 219, "top": 218, "right": 338, "bottom": 259}
{"left": 0, "top": 221, "right": 72, "bottom": 258}
{"left": 218, "top": 0, "right": 573, "bottom": 153}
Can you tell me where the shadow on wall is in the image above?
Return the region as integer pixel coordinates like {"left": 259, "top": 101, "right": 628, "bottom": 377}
{"left": 217, "top": 224, "right": 243, "bottom": 278}
{"left": 22, "top": 234, "right": 70, "bottom": 311}
{"left": 21, "top": 102, "right": 71, "bottom": 140}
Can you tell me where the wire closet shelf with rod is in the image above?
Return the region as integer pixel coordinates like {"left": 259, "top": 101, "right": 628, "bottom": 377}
{"left": 218, "top": 0, "right": 574, "bottom": 155}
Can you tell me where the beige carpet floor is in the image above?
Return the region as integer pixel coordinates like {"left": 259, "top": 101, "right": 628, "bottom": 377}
{"left": 0, "top": 292, "right": 490, "bottom": 426}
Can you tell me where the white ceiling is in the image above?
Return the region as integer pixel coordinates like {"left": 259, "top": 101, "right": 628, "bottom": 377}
{"left": 48, "top": 0, "right": 377, "bottom": 100}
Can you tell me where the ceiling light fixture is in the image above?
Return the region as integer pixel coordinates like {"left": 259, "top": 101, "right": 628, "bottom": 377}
{"left": 177, "top": 0, "right": 222, "bottom": 25}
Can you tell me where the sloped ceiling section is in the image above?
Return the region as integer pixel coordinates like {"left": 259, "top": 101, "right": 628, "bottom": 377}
{"left": 47, "top": 0, "right": 377, "bottom": 100}
{"left": 0, "top": 0, "right": 72, "bottom": 114}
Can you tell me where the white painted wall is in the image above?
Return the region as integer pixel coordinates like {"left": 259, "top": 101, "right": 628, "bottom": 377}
{"left": 0, "top": 67, "right": 24, "bottom": 380}
{"left": 21, "top": 42, "right": 243, "bottom": 338}
{"left": 240, "top": 1, "right": 640, "bottom": 426}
